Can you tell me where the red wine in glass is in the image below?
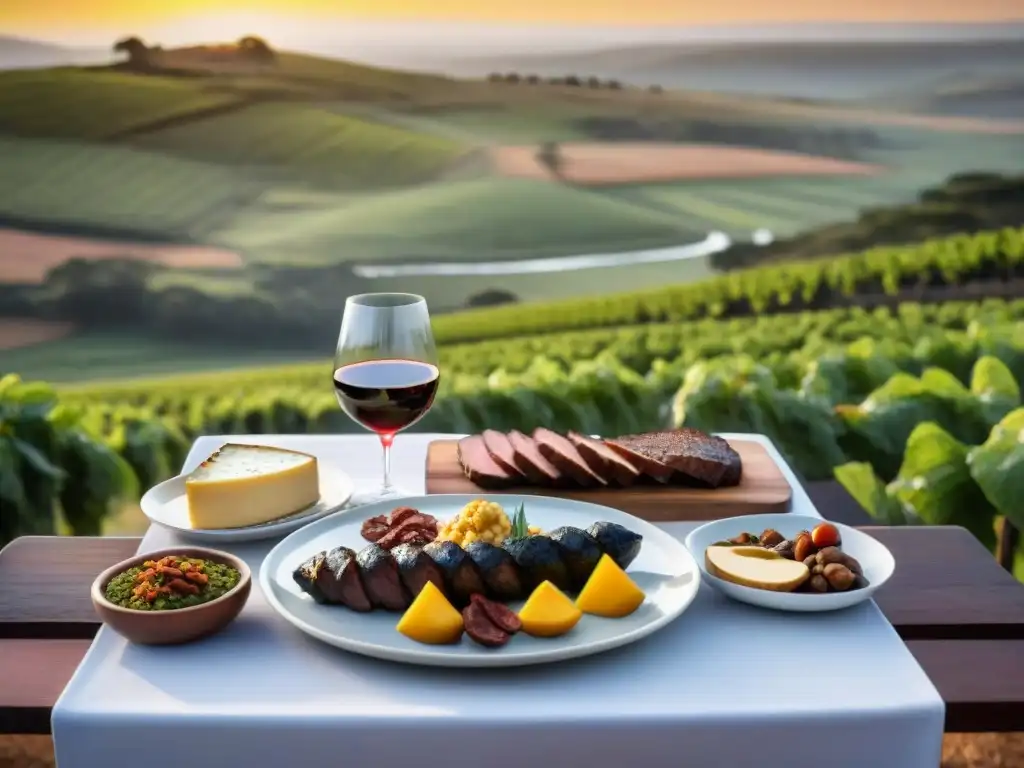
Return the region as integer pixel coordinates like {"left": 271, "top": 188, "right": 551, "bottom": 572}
{"left": 334, "top": 293, "right": 439, "bottom": 503}
{"left": 333, "top": 359, "right": 440, "bottom": 435}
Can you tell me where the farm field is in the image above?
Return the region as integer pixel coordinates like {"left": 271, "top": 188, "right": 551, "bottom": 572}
{"left": 7, "top": 227, "right": 1019, "bottom": 382}
{"left": 0, "top": 228, "right": 241, "bottom": 284}
{"left": 0, "top": 318, "right": 75, "bottom": 350}
{"left": 215, "top": 177, "right": 703, "bottom": 264}
{"left": 1, "top": 47, "right": 1024, "bottom": 380}
{"left": 4, "top": 128, "right": 1020, "bottom": 275}
{"left": 0, "top": 67, "right": 245, "bottom": 139}
{"left": 127, "top": 103, "right": 470, "bottom": 189}
{"left": 490, "top": 142, "right": 883, "bottom": 184}
{"left": 0, "top": 53, "right": 1022, "bottom": 302}
{"left": 0, "top": 331, "right": 325, "bottom": 382}
{"left": 0, "top": 136, "right": 261, "bottom": 241}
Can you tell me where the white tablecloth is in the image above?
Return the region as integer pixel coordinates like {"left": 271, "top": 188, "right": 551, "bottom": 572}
{"left": 52, "top": 433, "right": 944, "bottom": 768}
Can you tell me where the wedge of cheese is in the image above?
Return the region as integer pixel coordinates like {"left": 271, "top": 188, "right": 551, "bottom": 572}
{"left": 185, "top": 444, "right": 320, "bottom": 530}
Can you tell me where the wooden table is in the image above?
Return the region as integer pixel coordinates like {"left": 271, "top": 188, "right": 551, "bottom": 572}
{"left": 2, "top": 527, "right": 1023, "bottom": 736}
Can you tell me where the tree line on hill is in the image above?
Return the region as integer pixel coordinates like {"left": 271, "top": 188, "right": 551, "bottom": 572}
{"left": 111, "top": 34, "right": 276, "bottom": 72}
{"left": 487, "top": 72, "right": 663, "bottom": 93}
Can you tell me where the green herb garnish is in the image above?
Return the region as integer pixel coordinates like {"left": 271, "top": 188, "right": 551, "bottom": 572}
{"left": 509, "top": 503, "right": 529, "bottom": 539}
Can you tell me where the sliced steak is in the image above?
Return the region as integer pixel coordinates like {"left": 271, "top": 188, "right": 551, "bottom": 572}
{"left": 608, "top": 428, "right": 742, "bottom": 488}
{"left": 482, "top": 429, "right": 527, "bottom": 480}
{"left": 388, "top": 507, "right": 422, "bottom": 527}
{"left": 315, "top": 546, "right": 373, "bottom": 612}
{"left": 360, "top": 516, "right": 390, "bottom": 542}
{"left": 376, "top": 516, "right": 438, "bottom": 550}
{"left": 356, "top": 544, "right": 410, "bottom": 611}
{"left": 391, "top": 543, "right": 446, "bottom": 599}
{"left": 458, "top": 434, "right": 515, "bottom": 489}
{"left": 604, "top": 436, "right": 674, "bottom": 483}
{"left": 707, "top": 432, "right": 743, "bottom": 487}
{"left": 568, "top": 431, "right": 640, "bottom": 486}
{"left": 364, "top": 508, "right": 439, "bottom": 548}
{"left": 533, "top": 427, "right": 605, "bottom": 487}
{"left": 507, "top": 429, "right": 563, "bottom": 486}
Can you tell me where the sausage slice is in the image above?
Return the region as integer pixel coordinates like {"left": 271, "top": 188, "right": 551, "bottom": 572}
{"left": 462, "top": 601, "right": 511, "bottom": 648}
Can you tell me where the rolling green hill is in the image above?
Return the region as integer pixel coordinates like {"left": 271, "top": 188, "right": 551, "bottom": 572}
{"left": 128, "top": 103, "right": 469, "bottom": 189}
{"left": 0, "top": 68, "right": 243, "bottom": 139}
{"left": 216, "top": 178, "right": 701, "bottom": 264}
{"left": 3, "top": 45, "right": 1024, "bottom": 356}
{"left": 0, "top": 136, "right": 258, "bottom": 240}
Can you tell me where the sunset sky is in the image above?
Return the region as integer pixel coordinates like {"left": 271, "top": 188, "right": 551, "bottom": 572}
{"left": 3, "top": 0, "right": 1023, "bottom": 33}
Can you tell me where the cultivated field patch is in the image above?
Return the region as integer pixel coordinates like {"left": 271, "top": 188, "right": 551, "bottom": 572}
{"left": 491, "top": 142, "right": 885, "bottom": 186}
{"left": 0, "top": 318, "right": 76, "bottom": 351}
{"left": 0, "top": 229, "right": 242, "bottom": 284}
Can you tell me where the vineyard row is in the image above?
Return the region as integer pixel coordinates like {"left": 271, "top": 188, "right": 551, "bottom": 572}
{"left": 59, "top": 298, "right": 1024, "bottom": 399}
{"left": 429, "top": 227, "right": 1024, "bottom": 343}
{"left": 50, "top": 307, "right": 1023, "bottom": 490}
{"left": 5, "top": 310, "right": 1022, "bottom": 545}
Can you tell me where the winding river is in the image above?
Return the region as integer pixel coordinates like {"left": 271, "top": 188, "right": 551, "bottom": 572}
{"left": 352, "top": 231, "right": 736, "bottom": 278}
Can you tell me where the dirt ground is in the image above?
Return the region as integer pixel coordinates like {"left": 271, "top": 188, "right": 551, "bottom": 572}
{"left": 0, "top": 230, "right": 242, "bottom": 285}
{"left": 0, "top": 319, "right": 75, "bottom": 351}
{"left": 491, "top": 142, "right": 884, "bottom": 185}
{"left": 3, "top": 734, "right": 1024, "bottom": 767}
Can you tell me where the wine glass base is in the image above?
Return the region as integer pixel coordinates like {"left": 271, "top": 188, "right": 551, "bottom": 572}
{"left": 349, "top": 485, "right": 415, "bottom": 507}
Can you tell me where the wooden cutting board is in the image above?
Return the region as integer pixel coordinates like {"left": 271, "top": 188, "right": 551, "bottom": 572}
{"left": 424, "top": 438, "right": 792, "bottom": 522}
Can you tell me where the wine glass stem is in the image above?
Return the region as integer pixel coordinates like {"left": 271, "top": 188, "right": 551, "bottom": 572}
{"left": 380, "top": 433, "right": 394, "bottom": 492}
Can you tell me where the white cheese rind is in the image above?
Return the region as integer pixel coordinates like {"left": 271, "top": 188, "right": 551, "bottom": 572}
{"left": 185, "top": 444, "right": 320, "bottom": 530}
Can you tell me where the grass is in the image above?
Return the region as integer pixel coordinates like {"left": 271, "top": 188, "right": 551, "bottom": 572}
{"left": 146, "top": 271, "right": 257, "bottom": 296}
{"left": 390, "top": 106, "right": 594, "bottom": 143}
{"left": 602, "top": 177, "right": 916, "bottom": 239}
{"left": 0, "top": 68, "right": 243, "bottom": 139}
{"left": 0, "top": 54, "right": 1021, "bottom": 314}
{"left": 0, "top": 332, "right": 324, "bottom": 382}
{"left": 129, "top": 103, "right": 469, "bottom": 189}
{"left": 216, "top": 177, "right": 703, "bottom": 264}
{"left": 0, "top": 137, "right": 261, "bottom": 240}
{"left": 273, "top": 51, "right": 456, "bottom": 99}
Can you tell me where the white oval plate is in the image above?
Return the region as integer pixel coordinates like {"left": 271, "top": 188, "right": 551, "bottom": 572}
{"left": 260, "top": 494, "right": 701, "bottom": 667}
{"left": 685, "top": 513, "right": 895, "bottom": 613}
{"left": 141, "top": 466, "right": 354, "bottom": 543}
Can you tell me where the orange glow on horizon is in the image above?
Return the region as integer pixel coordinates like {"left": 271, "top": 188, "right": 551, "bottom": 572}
{"left": 2, "top": 0, "right": 1022, "bottom": 33}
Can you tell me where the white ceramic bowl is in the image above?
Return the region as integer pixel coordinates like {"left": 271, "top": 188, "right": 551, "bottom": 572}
{"left": 684, "top": 513, "right": 895, "bottom": 612}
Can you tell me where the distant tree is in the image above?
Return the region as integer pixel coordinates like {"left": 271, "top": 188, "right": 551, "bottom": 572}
{"left": 43, "top": 258, "right": 157, "bottom": 327}
{"left": 536, "top": 141, "right": 563, "bottom": 180}
{"left": 607, "top": 79, "right": 622, "bottom": 90}
{"left": 548, "top": 76, "right": 565, "bottom": 85}
{"left": 238, "top": 35, "right": 276, "bottom": 63}
{"left": 505, "top": 72, "right": 521, "bottom": 83}
{"left": 565, "top": 75, "right": 581, "bottom": 87}
{"left": 487, "top": 72, "right": 503, "bottom": 82}
{"left": 112, "top": 36, "right": 151, "bottom": 69}
{"left": 587, "top": 76, "right": 602, "bottom": 89}
{"left": 526, "top": 74, "right": 541, "bottom": 85}
{"left": 648, "top": 84, "right": 663, "bottom": 94}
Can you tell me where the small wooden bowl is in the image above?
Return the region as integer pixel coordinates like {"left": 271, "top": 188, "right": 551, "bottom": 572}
{"left": 91, "top": 546, "right": 251, "bottom": 645}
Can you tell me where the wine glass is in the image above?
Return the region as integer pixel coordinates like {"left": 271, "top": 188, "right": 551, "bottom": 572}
{"left": 333, "top": 293, "right": 439, "bottom": 503}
